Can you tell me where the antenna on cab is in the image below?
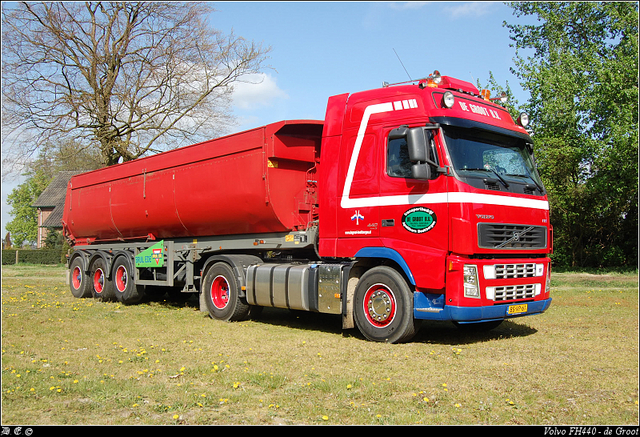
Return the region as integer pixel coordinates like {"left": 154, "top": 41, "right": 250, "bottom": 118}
{"left": 393, "top": 48, "right": 413, "bottom": 81}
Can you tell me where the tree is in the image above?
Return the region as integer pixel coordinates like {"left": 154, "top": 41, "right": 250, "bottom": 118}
{"left": 5, "top": 139, "right": 106, "bottom": 248}
{"left": 505, "top": 2, "right": 638, "bottom": 268}
{"left": 5, "top": 170, "right": 51, "bottom": 248}
{"left": 2, "top": 2, "right": 270, "bottom": 172}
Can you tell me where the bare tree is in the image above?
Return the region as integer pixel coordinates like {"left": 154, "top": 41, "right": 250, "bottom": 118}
{"left": 2, "top": 2, "right": 270, "bottom": 173}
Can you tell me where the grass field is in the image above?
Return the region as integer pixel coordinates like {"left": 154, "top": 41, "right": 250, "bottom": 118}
{"left": 2, "top": 264, "right": 638, "bottom": 425}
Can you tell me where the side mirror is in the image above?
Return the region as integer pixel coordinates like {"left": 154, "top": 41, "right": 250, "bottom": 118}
{"left": 411, "top": 163, "right": 431, "bottom": 180}
{"left": 388, "top": 126, "right": 409, "bottom": 140}
{"left": 407, "top": 128, "right": 427, "bottom": 162}
{"left": 389, "top": 124, "right": 442, "bottom": 181}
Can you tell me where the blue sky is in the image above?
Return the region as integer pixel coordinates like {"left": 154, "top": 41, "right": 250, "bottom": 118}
{"left": 1, "top": 1, "right": 537, "bottom": 241}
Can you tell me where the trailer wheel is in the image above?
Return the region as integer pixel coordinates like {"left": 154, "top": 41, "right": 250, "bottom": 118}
{"left": 203, "top": 262, "right": 250, "bottom": 322}
{"left": 69, "top": 257, "right": 92, "bottom": 298}
{"left": 353, "top": 266, "right": 420, "bottom": 343}
{"left": 91, "top": 258, "right": 116, "bottom": 301}
{"left": 112, "top": 256, "right": 145, "bottom": 305}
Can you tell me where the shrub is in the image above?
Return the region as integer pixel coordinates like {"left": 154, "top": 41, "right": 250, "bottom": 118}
{"left": 2, "top": 249, "right": 62, "bottom": 265}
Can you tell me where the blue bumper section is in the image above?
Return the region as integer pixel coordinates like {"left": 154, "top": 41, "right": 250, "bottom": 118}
{"left": 413, "top": 293, "right": 552, "bottom": 323}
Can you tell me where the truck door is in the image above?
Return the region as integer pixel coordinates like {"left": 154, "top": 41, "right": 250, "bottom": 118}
{"left": 337, "top": 132, "right": 380, "bottom": 240}
{"left": 378, "top": 126, "right": 449, "bottom": 290}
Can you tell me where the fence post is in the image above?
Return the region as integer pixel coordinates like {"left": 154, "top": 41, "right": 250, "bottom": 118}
{"left": 15, "top": 250, "right": 19, "bottom": 265}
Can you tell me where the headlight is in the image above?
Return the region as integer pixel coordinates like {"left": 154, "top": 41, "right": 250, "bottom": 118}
{"left": 442, "top": 91, "right": 455, "bottom": 109}
{"left": 546, "top": 265, "right": 551, "bottom": 294}
{"left": 463, "top": 264, "right": 480, "bottom": 298}
{"left": 517, "top": 112, "right": 529, "bottom": 127}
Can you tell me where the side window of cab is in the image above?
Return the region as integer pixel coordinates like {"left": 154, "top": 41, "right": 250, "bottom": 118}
{"left": 387, "top": 132, "right": 439, "bottom": 179}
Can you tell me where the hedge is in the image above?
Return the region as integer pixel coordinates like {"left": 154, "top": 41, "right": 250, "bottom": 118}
{"left": 2, "top": 249, "right": 63, "bottom": 265}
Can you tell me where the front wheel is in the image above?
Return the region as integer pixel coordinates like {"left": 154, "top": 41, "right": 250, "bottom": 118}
{"left": 202, "top": 262, "right": 250, "bottom": 322}
{"left": 353, "top": 266, "right": 420, "bottom": 343}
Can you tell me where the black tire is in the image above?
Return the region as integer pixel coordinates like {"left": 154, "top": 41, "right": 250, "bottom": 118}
{"left": 69, "top": 256, "right": 92, "bottom": 298}
{"left": 353, "top": 266, "right": 420, "bottom": 343}
{"left": 90, "top": 258, "right": 116, "bottom": 301}
{"left": 112, "top": 256, "right": 145, "bottom": 305}
{"left": 202, "top": 262, "right": 250, "bottom": 321}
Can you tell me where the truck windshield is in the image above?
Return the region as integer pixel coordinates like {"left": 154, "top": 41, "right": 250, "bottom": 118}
{"left": 442, "top": 126, "right": 544, "bottom": 194}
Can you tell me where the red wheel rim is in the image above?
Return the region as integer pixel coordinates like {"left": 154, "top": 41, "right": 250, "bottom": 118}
{"left": 93, "top": 268, "right": 105, "bottom": 294}
{"left": 72, "top": 266, "right": 82, "bottom": 289}
{"left": 115, "top": 265, "right": 127, "bottom": 292}
{"left": 363, "top": 283, "right": 396, "bottom": 327}
{"left": 210, "top": 275, "right": 230, "bottom": 309}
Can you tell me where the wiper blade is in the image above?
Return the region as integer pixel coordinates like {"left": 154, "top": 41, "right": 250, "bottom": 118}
{"left": 459, "top": 167, "right": 509, "bottom": 188}
{"left": 487, "top": 167, "right": 509, "bottom": 188}
{"left": 506, "top": 173, "right": 544, "bottom": 193}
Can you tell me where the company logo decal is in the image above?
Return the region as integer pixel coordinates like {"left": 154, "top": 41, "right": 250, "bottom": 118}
{"left": 402, "top": 207, "right": 437, "bottom": 234}
{"left": 135, "top": 241, "right": 165, "bottom": 268}
{"left": 351, "top": 210, "right": 365, "bottom": 225}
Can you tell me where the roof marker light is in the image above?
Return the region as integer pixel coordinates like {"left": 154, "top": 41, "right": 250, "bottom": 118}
{"left": 419, "top": 70, "right": 442, "bottom": 89}
{"left": 430, "top": 70, "right": 441, "bottom": 85}
{"left": 490, "top": 91, "right": 508, "bottom": 104}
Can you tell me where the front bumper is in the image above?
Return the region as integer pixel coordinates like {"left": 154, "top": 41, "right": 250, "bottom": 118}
{"left": 413, "top": 292, "right": 552, "bottom": 322}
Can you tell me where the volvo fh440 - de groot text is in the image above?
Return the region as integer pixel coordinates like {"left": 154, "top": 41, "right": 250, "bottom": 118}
{"left": 64, "top": 71, "right": 552, "bottom": 343}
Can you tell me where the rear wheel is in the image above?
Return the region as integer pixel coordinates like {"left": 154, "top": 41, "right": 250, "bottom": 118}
{"left": 112, "top": 256, "right": 145, "bottom": 304}
{"left": 69, "top": 256, "right": 92, "bottom": 298}
{"left": 353, "top": 266, "right": 420, "bottom": 343}
{"left": 91, "top": 258, "right": 115, "bottom": 301}
{"left": 203, "top": 262, "right": 250, "bottom": 321}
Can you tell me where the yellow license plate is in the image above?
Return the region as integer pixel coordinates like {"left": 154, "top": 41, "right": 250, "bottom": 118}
{"left": 508, "top": 304, "right": 528, "bottom": 314}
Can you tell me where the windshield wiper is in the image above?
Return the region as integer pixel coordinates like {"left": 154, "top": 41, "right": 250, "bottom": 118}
{"left": 461, "top": 166, "right": 509, "bottom": 188}
{"left": 506, "top": 173, "right": 545, "bottom": 194}
{"left": 487, "top": 167, "right": 509, "bottom": 188}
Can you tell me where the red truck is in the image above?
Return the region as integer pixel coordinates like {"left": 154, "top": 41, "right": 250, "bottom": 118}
{"left": 63, "top": 71, "right": 552, "bottom": 343}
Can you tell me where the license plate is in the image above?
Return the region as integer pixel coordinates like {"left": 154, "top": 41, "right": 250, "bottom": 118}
{"left": 507, "top": 304, "right": 528, "bottom": 315}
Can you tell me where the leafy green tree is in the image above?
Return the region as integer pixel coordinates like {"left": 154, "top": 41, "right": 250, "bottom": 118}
{"left": 505, "top": 2, "right": 638, "bottom": 268}
{"left": 2, "top": 2, "right": 270, "bottom": 171}
{"left": 43, "top": 228, "right": 64, "bottom": 250}
{"left": 5, "top": 171, "right": 51, "bottom": 247}
{"left": 5, "top": 140, "right": 104, "bottom": 248}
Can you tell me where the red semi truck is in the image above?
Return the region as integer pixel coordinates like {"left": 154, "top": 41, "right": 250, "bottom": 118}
{"left": 63, "top": 71, "right": 552, "bottom": 343}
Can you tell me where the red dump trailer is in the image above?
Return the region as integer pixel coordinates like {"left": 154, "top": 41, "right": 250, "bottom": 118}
{"left": 64, "top": 120, "right": 323, "bottom": 243}
{"left": 64, "top": 71, "right": 552, "bottom": 343}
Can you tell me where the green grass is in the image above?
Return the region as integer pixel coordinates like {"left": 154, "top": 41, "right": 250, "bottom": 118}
{"left": 2, "top": 265, "right": 638, "bottom": 425}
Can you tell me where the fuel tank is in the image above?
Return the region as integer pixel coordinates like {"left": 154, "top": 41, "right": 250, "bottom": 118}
{"left": 62, "top": 120, "right": 323, "bottom": 244}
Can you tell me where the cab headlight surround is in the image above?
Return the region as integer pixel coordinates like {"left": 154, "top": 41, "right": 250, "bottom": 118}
{"left": 463, "top": 264, "right": 480, "bottom": 298}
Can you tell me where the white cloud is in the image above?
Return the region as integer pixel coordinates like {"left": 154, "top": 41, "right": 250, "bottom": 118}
{"left": 231, "top": 73, "right": 288, "bottom": 110}
{"left": 388, "top": 2, "right": 429, "bottom": 11}
{"left": 443, "top": 2, "right": 494, "bottom": 19}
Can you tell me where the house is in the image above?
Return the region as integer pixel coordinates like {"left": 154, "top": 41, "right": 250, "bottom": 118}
{"left": 32, "top": 171, "right": 81, "bottom": 248}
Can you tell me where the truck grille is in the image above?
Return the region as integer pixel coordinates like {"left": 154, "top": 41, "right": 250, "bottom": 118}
{"left": 489, "top": 284, "right": 538, "bottom": 301}
{"left": 494, "top": 263, "right": 537, "bottom": 279}
{"left": 478, "top": 224, "right": 547, "bottom": 250}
